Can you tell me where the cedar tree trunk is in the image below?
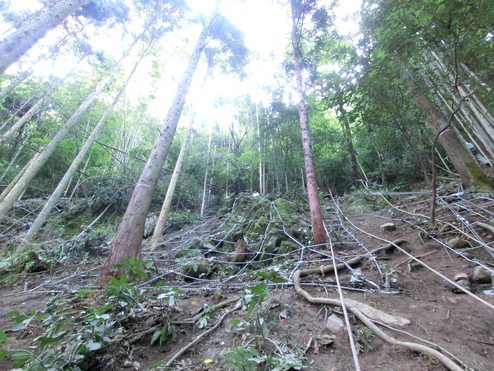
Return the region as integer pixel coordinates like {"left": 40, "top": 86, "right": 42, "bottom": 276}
{"left": 291, "top": 3, "right": 327, "bottom": 247}
{"left": 97, "top": 26, "right": 210, "bottom": 284}
{"left": 0, "top": 0, "right": 89, "bottom": 74}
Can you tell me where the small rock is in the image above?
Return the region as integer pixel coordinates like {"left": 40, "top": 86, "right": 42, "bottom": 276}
{"left": 123, "top": 360, "right": 133, "bottom": 368}
{"left": 448, "top": 238, "right": 471, "bottom": 249}
{"left": 454, "top": 272, "right": 469, "bottom": 281}
{"left": 472, "top": 266, "right": 493, "bottom": 283}
{"left": 325, "top": 314, "right": 345, "bottom": 334}
{"left": 446, "top": 297, "right": 458, "bottom": 304}
{"left": 380, "top": 222, "right": 396, "bottom": 232}
{"left": 453, "top": 272, "right": 470, "bottom": 293}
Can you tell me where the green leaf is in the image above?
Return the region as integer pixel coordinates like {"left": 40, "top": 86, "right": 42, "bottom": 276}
{"left": 0, "top": 349, "right": 8, "bottom": 361}
{"left": 11, "top": 320, "right": 27, "bottom": 332}
{"left": 251, "top": 283, "right": 267, "bottom": 295}
{"left": 229, "top": 319, "right": 241, "bottom": 325}
{"left": 11, "top": 350, "right": 35, "bottom": 368}
{"left": 151, "top": 326, "right": 169, "bottom": 345}
{"left": 197, "top": 317, "right": 208, "bottom": 329}
{"left": 132, "top": 268, "right": 148, "bottom": 278}
{"left": 87, "top": 341, "right": 102, "bottom": 351}
{"left": 40, "top": 331, "right": 67, "bottom": 346}
{"left": 0, "top": 329, "right": 7, "bottom": 343}
{"left": 150, "top": 329, "right": 161, "bottom": 345}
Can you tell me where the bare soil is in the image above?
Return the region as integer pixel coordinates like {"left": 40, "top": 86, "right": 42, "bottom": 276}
{"left": 1, "top": 190, "right": 493, "bottom": 371}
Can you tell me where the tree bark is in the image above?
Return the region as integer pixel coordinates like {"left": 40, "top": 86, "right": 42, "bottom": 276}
{"left": 150, "top": 111, "right": 196, "bottom": 248}
{"left": 0, "top": 54, "right": 86, "bottom": 147}
{"left": 98, "top": 24, "right": 211, "bottom": 284}
{"left": 337, "top": 102, "right": 361, "bottom": 187}
{"left": 0, "top": 0, "right": 89, "bottom": 74}
{"left": 200, "top": 127, "right": 212, "bottom": 217}
{"left": 0, "top": 46, "right": 131, "bottom": 219}
{"left": 22, "top": 41, "right": 152, "bottom": 244}
{"left": 413, "top": 92, "right": 492, "bottom": 189}
{"left": 291, "top": 1, "right": 327, "bottom": 247}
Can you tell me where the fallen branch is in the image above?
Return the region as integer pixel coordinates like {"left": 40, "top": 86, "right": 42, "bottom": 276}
{"left": 292, "top": 270, "right": 463, "bottom": 371}
{"left": 299, "top": 239, "right": 407, "bottom": 278}
{"left": 165, "top": 304, "right": 241, "bottom": 367}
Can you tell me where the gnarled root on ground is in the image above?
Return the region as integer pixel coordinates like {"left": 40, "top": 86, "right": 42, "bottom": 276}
{"left": 292, "top": 238, "right": 464, "bottom": 371}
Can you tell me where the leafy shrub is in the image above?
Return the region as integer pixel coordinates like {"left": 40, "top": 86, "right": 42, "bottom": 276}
{"left": 166, "top": 210, "right": 199, "bottom": 231}
{"left": 88, "top": 176, "right": 134, "bottom": 212}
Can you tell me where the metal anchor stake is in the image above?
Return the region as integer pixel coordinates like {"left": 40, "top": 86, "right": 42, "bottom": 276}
{"left": 380, "top": 272, "right": 400, "bottom": 295}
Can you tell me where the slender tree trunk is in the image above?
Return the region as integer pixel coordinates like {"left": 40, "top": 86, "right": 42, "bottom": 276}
{"left": 69, "top": 154, "right": 90, "bottom": 200}
{"left": 0, "top": 54, "right": 86, "bottom": 147}
{"left": 0, "top": 0, "right": 89, "bottom": 74}
{"left": 0, "top": 128, "right": 31, "bottom": 183}
{"left": 0, "top": 48, "right": 129, "bottom": 219}
{"left": 200, "top": 126, "right": 213, "bottom": 218}
{"left": 0, "top": 151, "right": 39, "bottom": 204}
{"left": 150, "top": 112, "right": 196, "bottom": 247}
{"left": 22, "top": 41, "right": 151, "bottom": 243}
{"left": 97, "top": 24, "right": 211, "bottom": 284}
{"left": 337, "top": 102, "right": 361, "bottom": 186}
{"left": 0, "top": 96, "right": 35, "bottom": 133}
{"left": 291, "top": 2, "right": 326, "bottom": 247}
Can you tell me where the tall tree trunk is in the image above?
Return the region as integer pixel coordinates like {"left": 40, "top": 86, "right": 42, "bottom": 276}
{"left": 291, "top": 1, "right": 327, "bottom": 247}
{"left": 0, "top": 96, "right": 35, "bottom": 133}
{"left": 337, "top": 102, "right": 361, "bottom": 186}
{"left": 22, "top": 41, "right": 152, "bottom": 244}
{"left": 200, "top": 126, "right": 213, "bottom": 218}
{"left": 413, "top": 91, "right": 492, "bottom": 189}
{"left": 97, "top": 24, "right": 211, "bottom": 284}
{"left": 0, "top": 127, "right": 31, "bottom": 183}
{"left": 0, "top": 151, "right": 39, "bottom": 204}
{"left": 150, "top": 111, "right": 196, "bottom": 248}
{"left": 0, "top": 54, "right": 86, "bottom": 147}
{"left": 0, "top": 0, "right": 89, "bottom": 74}
{"left": 0, "top": 46, "right": 130, "bottom": 219}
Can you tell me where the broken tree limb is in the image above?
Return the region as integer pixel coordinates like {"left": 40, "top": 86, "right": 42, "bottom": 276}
{"left": 165, "top": 304, "right": 241, "bottom": 367}
{"left": 298, "top": 239, "right": 407, "bottom": 278}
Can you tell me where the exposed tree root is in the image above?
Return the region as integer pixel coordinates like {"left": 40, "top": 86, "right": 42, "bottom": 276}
{"left": 292, "top": 264, "right": 464, "bottom": 371}
{"left": 165, "top": 304, "right": 241, "bottom": 367}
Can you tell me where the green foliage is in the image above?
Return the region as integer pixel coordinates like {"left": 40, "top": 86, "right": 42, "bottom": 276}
{"left": 88, "top": 175, "right": 134, "bottom": 211}
{"left": 220, "top": 346, "right": 260, "bottom": 371}
{"left": 8, "top": 309, "right": 43, "bottom": 332}
{"left": 250, "top": 351, "right": 304, "bottom": 371}
{"left": 105, "top": 274, "right": 142, "bottom": 309}
{"left": 354, "top": 324, "right": 375, "bottom": 353}
{"left": 77, "top": 0, "right": 130, "bottom": 24}
{"left": 0, "top": 293, "right": 118, "bottom": 370}
{"left": 165, "top": 210, "right": 199, "bottom": 230}
{"left": 151, "top": 288, "right": 179, "bottom": 345}
{"left": 196, "top": 305, "right": 215, "bottom": 329}
{"left": 112, "top": 255, "right": 151, "bottom": 279}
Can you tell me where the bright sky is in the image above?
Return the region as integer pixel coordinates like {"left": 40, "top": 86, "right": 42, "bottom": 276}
{"left": 2, "top": 0, "right": 362, "bottom": 129}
